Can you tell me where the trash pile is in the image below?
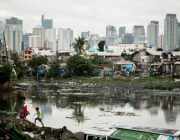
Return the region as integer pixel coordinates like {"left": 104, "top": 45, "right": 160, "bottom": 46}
{"left": 0, "top": 117, "right": 84, "bottom": 140}
{"left": 115, "top": 112, "right": 137, "bottom": 116}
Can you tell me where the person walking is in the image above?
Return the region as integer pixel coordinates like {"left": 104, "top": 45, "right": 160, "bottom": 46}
{"left": 57, "top": 126, "right": 67, "bottom": 140}
{"left": 34, "top": 107, "right": 44, "bottom": 127}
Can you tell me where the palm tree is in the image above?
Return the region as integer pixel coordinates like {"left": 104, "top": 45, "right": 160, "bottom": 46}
{"left": 73, "top": 37, "right": 88, "bottom": 55}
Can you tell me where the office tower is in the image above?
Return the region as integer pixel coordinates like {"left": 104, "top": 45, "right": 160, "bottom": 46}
{"left": 0, "top": 21, "right": 5, "bottom": 43}
{"left": 89, "top": 34, "right": 99, "bottom": 47}
{"left": 67, "top": 28, "right": 73, "bottom": 41}
{"left": 119, "top": 27, "right": 126, "bottom": 38}
{"left": 5, "top": 30, "right": 23, "bottom": 51}
{"left": 45, "top": 28, "right": 56, "bottom": 52}
{"left": 164, "top": 14, "right": 178, "bottom": 51}
{"left": 44, "top": 39, "right": 53, "bottom": 50}
{"left": 29, "top": 35, "right": 42, "bottom": 48}
{"left": 5, "top": 17, "right": 23, "bottom": 31}
{"left": 133, "top": 25, "right": 146, "bottom": 43}
{"left": 178, "top": 23, "right": 180, "bottom": 48}
{"left": 33, "top": 25, "right": 44, "bottom": 47}
{"left": 41, "top": 15, "right": 53, "bottom": 30}
{"left": 23, "top": 33, "right": 32, "bottom": 48}
{"left": 58, "top": 28, "right": 72, "bottom": 51}
{"left": 147, "top": 21, "right": 159, "bottom": 47}
{"left": 159, "top": 35, "right": 164, "bottom": 49}
{"left": 106, "top": 25, "right": 118, "bottom": 46}
{"left": 81, "top": 31, "right": 90, "bottom": 38}
{"left": 122, "top": 33, "right": 134, "bottom": 43}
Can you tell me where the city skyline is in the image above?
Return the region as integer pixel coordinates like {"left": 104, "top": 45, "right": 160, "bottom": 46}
{"left": 0, "top": 0, "right": 179, "bottom": 37}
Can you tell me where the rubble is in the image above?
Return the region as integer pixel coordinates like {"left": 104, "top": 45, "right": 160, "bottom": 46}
{"left": 0, "top": 117, "right": 84, "bottom": 140}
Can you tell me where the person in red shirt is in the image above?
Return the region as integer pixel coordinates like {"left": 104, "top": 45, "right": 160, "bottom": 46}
{"left": 22, "top": 97, "right": 30, "bottom": 119}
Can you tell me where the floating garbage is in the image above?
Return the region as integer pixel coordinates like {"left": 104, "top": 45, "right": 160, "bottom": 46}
{"left": 115, "top": 112, "right": 137, "bottom": 116}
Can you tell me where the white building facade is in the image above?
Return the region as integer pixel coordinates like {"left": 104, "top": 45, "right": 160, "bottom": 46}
{"left": 58, "top": 28, "right": 73, "bottom": 51}
{"left": 0, "top": 21, "right": 5, "bottom": 43}
{"left": 44, "top": 39, "right": 53, "bottom": 50}
{"left": 164, "top": 14, "right": 178, "bottom": 51}
{"left": 29, "top": 35, "right": 41, "bottom": 48}
{"left": 33, "top": 25, "right": 44, "bottom": 47}
{"left": 106, "top": 25, "right": 118, "bottom": 46}
{"left": 147, "top": 21, "right": 159, "bottom": 47}
{"left": 45, "top": 28, "right": 56, "bottom": 52}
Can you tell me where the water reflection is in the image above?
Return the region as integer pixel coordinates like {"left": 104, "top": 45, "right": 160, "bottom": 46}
{"left": 1, "top": 85, "right": 180, "bottom": 131}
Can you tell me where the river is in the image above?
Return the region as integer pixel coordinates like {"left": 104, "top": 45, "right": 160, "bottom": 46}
{"left": 1, "top": 83, "right": 180, "bottom": 132}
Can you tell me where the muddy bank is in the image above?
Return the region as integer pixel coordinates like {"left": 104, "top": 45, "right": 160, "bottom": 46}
{"left": 0, "top": 117, "right": 84, "bottom": 140}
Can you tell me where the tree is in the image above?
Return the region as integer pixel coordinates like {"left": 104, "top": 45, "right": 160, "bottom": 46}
{"left": 46, "top": 64, "right": 59, "bottom": 78}
{"left": 28, "top": 56, "right": 48, "bottom": 69}
{"left": 0, "top": 62, "right": 12, "bottom": 84}
{"left": 173, "top": 48, "right": 180, "bottom": 52}
{"left": 67, "top": 55, "right": 92, "bottom": 76}
{"left": 98, "top": 41, "right": 106, "bottom": 52}
{"left": 73, "top": 37, "right": 88, "bottom": 55}
{"left": 157, "top": 48, "right": 163, "bottom": 51}
{"left": 89, "top": 54, "right": 104, "bottom": 65}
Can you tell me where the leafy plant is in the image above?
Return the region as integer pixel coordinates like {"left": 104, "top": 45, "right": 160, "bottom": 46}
{"left": 0, "top": 62, "right": 12, "bottom": 84}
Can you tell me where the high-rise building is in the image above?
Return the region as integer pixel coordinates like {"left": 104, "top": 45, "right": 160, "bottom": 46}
{"left": 58, "top": 28, "right": 73, "bottom": 51}
{"left": 5, "top": 17, "right": 23, "bottom": 31}
{"left": 119, "top": 27, "right": 126, "bottom": 38}
{"left": 0, "top": 21, "right": 5, "bottom": 43}
{"left": 67, "top": 28, "right": 73, "bottom": 41}
{"left": 5, "top": 30, "right": 23, "bottom": 51}
{"left": 106, "top": 25, "right": 118, "bottom": 46}
{"left": 44, "top": 39, "right": 53, "bottom": 50}
{"left": 178, "top": 23, "right": 180, "bottom": 48}
{"left": 33, "top": 25, "right": 44, "bottom": 47}
{"left": 159, "top": 35, "right": 164, "bottom": 49}
{"left": 45, "top": 28, "right": 56, "bottom": 52}
{"left": 122, "top": 33, "right": 134, "bottom": 43}
{"left": 147, "top": 21, "right": 159, "bottom": 47}
{"left": 133, "top": 25, "right": 146, "bottom": 43}
{"left": 81, "top": 31, "right": 90, "bottom": 38}
{"left": 41, "top": 15, "right": 53, "bottom": 30}
{"left": 23, "top": 33, "right": 32, "bottom": 48}
{"left": 164, "top": 14, "right": 178, "bottom": 51}
{"left": 29, "top": 35, "right": 41, "bottom": 48}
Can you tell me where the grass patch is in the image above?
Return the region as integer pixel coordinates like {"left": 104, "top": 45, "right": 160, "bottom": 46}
{"left": 17, "top": 78, "right": 35, "bottom": 83}
{"left": 144, "top": 83, "right": 180, "bottom": 90}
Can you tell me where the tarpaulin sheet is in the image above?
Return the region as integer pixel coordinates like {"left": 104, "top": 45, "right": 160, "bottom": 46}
{"left": 126, "top": 64, "right": 133, "bottom": 71}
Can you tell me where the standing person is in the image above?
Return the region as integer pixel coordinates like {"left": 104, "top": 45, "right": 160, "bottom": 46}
{"left": 57, "top": 126, "right": 67, "bottom": 140}
{"left": 34, "top": 107, "right": 44, "bottom": 127}
{"left": 22, "top": 97, "right": 30, "bottom": 119}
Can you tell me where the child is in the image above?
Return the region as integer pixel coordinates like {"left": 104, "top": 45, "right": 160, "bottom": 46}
{"left": 22, "top": 97, "right": 30, "bottom": 119}
{"left": 34, "top": 107, "right": 44, "bottom": 127}
{"left": 19, "top": 109, "right": 24, "bottom": 119}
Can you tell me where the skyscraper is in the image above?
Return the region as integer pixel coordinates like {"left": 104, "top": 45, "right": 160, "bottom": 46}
{"left": 133, "top": 25, "right": 146, "bottom": 43}
{"left": 58, "top": 28, "right": 73, "bottom": 51}
{"left": 147, "top": 21, "right": 159, "bottom": 47}
{"left": 5, "top": 30, "right": 23, "bottom": 51}
{"left": 33, "top": 25, "right": 44, "bottom": 47}
{"left": 23, "top": 33, "right": 32, "bottom": 48}
{"left": 41, "top": 15, "right": 53, "bottom": 30}
{"left": 106, "top": 25, "right": 118, "bottom": 46}
{"left": 164, "top": 14, "right": 178, "bottom": 51}
{"left": 45, "top": 28, "right": 56, "bottom": 52}
{"left": 29, "top": 35, "right": 41, "bottom": 48}
{"left": 5, "top": 17, "right": 23, "bottom": 31}
{"left": 0, "top": 21, "right": 5, "bottom": 43}
{"left": 178, "top": 23, "right": 180, "bottom": 48}
{"left": 122, "top": 33, "right": 134, "bottom": 43}
{"left": 159, "top": 35, "right": 164, "bottom": 49}
{"left": 81, "top": 31, "right": 90, "bottom": 38}
{"left": 119, "top": 27, "right": 126, "bottom": 38}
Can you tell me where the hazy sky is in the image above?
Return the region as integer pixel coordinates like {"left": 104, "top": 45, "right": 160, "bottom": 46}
{"left": 0, "top": 0, "right": 179, "bottom": 37}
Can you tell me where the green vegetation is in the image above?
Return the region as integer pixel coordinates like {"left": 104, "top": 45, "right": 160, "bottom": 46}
{"left": 73, "top": 37, "right": 88, "bottom": 55}
{"left": 144, "top": 84, "right": 180, "bottom": 90}
{"left": 98, "top": 41, "right": 106, "bottom": 52}
{"left": 46, "top": 63, "right": 59, "bottom": 78}
{"left": 67, "top": 55, "right": 96, "bottom": 76}
{"left": 157, "top": 48, "right": 163, "bottom": 51}
{"left": 0, "top": 62, "right": 12, "bottom": 84}
{"left": 17, "top": 78, "right": 35, "bottom": 83}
